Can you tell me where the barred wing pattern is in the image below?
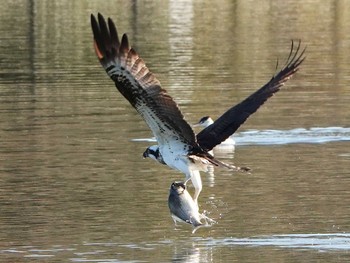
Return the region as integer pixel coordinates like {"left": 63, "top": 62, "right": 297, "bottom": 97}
{"left": 91, "top": 13, "right": 198, "bottom": 148}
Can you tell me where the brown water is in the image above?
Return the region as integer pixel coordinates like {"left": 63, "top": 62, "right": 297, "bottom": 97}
{"left": 1, "top": 0, "right": 350, "bottom": 262}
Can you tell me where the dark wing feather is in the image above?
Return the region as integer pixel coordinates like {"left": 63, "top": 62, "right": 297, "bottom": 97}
{"left": 91, "top": 13, "right": 197, "bottom": 146}
{"left": 196, "top": 41, "right": 306, "bottom": 151}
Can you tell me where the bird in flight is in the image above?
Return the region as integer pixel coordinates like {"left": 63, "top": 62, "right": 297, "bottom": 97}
{"left": 91, "top": 13, "right": 305, "bottom": 205}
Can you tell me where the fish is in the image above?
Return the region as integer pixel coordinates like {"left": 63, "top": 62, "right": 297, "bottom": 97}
{"left": 168, "top": 181, "right": 215, "bottom": 233}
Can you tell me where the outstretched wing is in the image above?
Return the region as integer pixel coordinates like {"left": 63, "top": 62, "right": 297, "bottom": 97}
{"left": 196, "top": 41, "right": 306, "bottom": 151}
{"left": 91, "top": 13, "right": 197, "bottom": 147}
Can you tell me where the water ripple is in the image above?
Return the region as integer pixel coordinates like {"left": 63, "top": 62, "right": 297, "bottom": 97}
{"left": 1, "top": 233, "right": 349, "bottom": 262}
{"left": 236, "top": 127, "right": 350, "bottom": 146}
{"left": 131, "top": 127, "right": 350, "bottom": 146}
{"left": 196, "top": 233, "right": 350, "bottom": 251}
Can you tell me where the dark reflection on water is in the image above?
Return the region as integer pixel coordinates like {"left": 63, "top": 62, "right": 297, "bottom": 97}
{"left": 1, "top": 0, "right": 350, "bottom": 262}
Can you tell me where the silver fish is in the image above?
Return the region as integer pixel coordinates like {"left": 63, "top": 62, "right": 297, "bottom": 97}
{"left": 168, "top": 181, "right": 204, "bottom": 232}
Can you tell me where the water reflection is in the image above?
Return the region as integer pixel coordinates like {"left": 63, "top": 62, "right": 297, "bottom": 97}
{"left": 168, "top": 0, "right": 195, "bottom": 105}
{"left": 1, "top": 233, "right": 350, "bottom": 261}
{"left": 172, "top": 246, "right": 202, "bottom": 263}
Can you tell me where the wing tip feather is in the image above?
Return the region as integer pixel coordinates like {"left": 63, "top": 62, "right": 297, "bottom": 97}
{"left": 93, "top": 40, "right": 104, "bottom": 60}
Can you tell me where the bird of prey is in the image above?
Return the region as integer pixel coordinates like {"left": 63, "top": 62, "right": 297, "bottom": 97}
{"left": 143, "top": 41, "right": 305, "bottom": 201}
{"left": 91, "top": 13, "right": 305, "bottom": 204}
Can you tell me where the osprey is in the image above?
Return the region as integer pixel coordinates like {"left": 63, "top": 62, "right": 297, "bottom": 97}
{"left": 143, "top": 43, "right": 305, "bottom": 202}
{"left": 91, "top": 13, "right": 305, "bottom": 204}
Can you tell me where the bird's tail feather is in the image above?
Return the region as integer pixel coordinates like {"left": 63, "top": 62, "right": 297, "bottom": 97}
{"left": 190, "top": 152, "right": 250, "bottom": 172}
{"left": 210, "top": 157, "right": 251, "bottom": 172}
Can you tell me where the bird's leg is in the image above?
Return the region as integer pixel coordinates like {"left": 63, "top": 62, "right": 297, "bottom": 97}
{"left": 193, "top": 192, "right": 200, "bottom": 209}
{"left": 189, "top": 171, "right": 202, "bottom": 210}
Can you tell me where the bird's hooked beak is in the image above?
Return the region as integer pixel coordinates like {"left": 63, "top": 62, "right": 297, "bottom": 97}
{"left": 142, "top": 149, "right": 149, "bottom": 159}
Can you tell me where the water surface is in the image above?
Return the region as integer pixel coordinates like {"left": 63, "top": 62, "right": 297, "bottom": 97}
{"left": 1, "top": 0, "right": 350, "bottom": 262}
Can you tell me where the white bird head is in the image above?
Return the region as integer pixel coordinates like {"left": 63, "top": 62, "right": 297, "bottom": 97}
{"left": 194, "top": 116, "right": 214, "bottom": 128}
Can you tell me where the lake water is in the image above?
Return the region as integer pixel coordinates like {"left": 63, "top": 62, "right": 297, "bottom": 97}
{"left": 1, "top": 0, "right": 350, "bottom": 262}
